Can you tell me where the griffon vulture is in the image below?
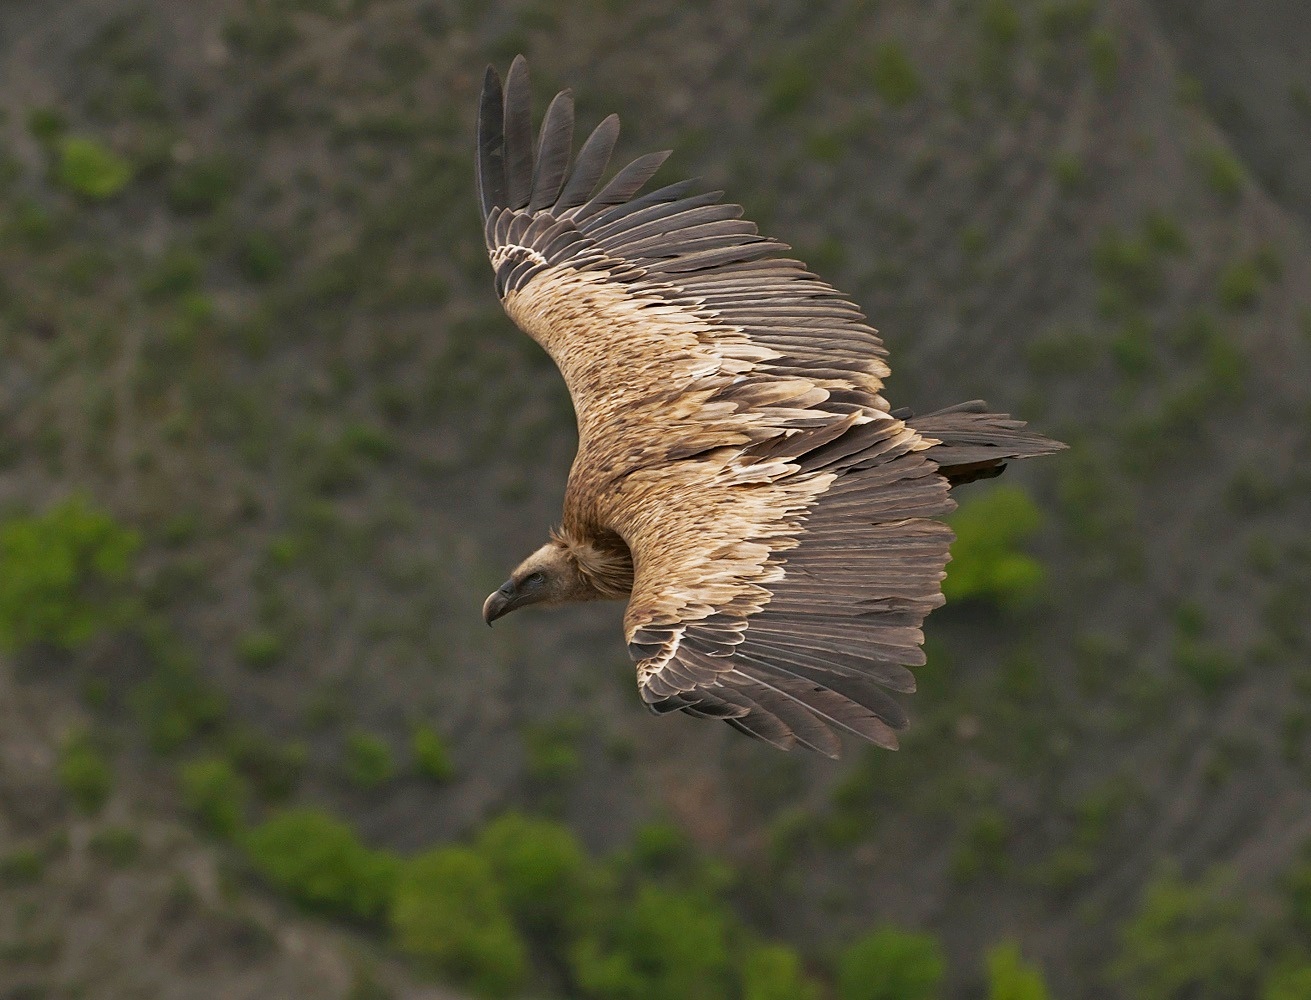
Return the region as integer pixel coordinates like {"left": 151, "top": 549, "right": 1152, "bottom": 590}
{"left": 477, "top": 57, "right": 1064, "bottom": 757}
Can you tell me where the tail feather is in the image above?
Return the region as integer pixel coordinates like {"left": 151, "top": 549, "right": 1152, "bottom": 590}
{"left": 895, "top": 400, "right": 1066, "bottom": 486}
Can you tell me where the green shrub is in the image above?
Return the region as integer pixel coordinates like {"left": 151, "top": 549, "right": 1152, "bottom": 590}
{"left": 0, "top": 496, "right": 140, "bottom": 652}
{"left": 411, "top": 725, "right": 454, "bottom": 781}
{"left": 344, "top": 731, "right": 396, "bottom": 789}
{"left": 742, "top": 943, "right": 821, "bottom": 1000}
{"left": 631, "top": 820, "right": 693, "bottom": 874}
{"left": 944, "top": 486, "right": 1047, "bottom": 609}
{"left": 0, "top": 846, "right": 45, "bottom": 885}
{"left": 1088, "top": 29, "right": 1118, "bottom": 89}
{"left": 1196, "top": 147, "right": 1244, "bottom": 203}
{"left": 523, "top": 716, "right": 584, "bottom": 786}
{"left": 986, "top": 941, "right": 1050, "bottom": 1000}
{"left": 88, "top": 826, "right": 141, "bottom": 867}
{"left": 167, "top": 155, "right": 238, "bottom": 213}
{"left": 26, "top": 107, "right": 67, "bottom": 144}
{"left": 1174, "top": 638, "right": 1240, "bottom": 696}
{"left": 952, "top": 808, "right": 1011, "bottom": 881}
{"left": 1142, "top": 215, "right": 1187, "bottom": 258}
{"left": 836, "top": 926, "right": 945, "bottom": 1000}
{"left": 1051, "top": 153, "right": 1084, "bottom": 192}
{"left": 391, "top": 847, "right": 527, "bottom": 998}
{"left": 1038, "top": 1, "right": 1095, "bottom": 41}
{"left": 57, "top": 137, "right": 132, "bottom": 200}
{"left": 1093, "top": 226, "right": 1165, "bottom": 307}
{"left": 238, "top": 231, "right": 285, "bottom": 283}
{"left": 244, "top": 809, "right": 398, "bottom": 922}
{"left": 476, "top": 813, "right": 589, "bottom": 935}
{"left": 1217, "top": 259, "right": 1262, "bottom": 311}
{"left": 764, "top": 57, "right": 815, "bottom": 120}
{"left": 236, "top": 629, "right": 283, "bottom": 669}
{"left": 1265, "top": 966, "right": 1311, "bottom": 1000}
{"left": 868, "top": 42, "right": 921, "bottom": 107}
{"left": 180, "top": 756, "right": 247, "bottom": 837}
{"left": 1026, "top": 327, "right": 1097, "bottom": 375}
{"left": 225, "top": 729, "right": 306, "bottom": 802}
{"left": 131, "top": 628, "right": 226, "bottom": 752}
{"left": 58, "top": 729, "right": 112, "bottom": 814}
{"left": 1282, "top": 841, "right": 1311, "bottom": 935}
{"left": 571, "top": 884, "right": 734, "bottom": 1000}
{"left": 1114, "top": 867, "right": 1262, "bottom": 1000}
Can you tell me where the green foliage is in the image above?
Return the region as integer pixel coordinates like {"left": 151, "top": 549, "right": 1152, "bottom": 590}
{"left": 981, "top": 0, "right": 1022, "bottom": 49}
{"left": 1093, "top": 224, "right": 1167, "bottom": 311}
{"left": 131, "top": 627, "right": 226, "bottom": 752}
{"left": 1038, "top": 0, "right": 1095, "bottom": 41}
{"left": 167, "top": 155, "right": 238, "bottom": 213}
{"left": 572, "top": 884, "right": 734, "bottom": 1000}
{"left": 1174, "top": 637, "right": 1240, "bottom": 696}
{"left": 88, "top": 826, "right": 141, "bottom": 867}
{"left": 1115, "top": 867, "right": 1263, "bottom": 1000}
{"left": 225, "top": 728, "right": 307, "bottom": 802}
{"left": 390, "top": 847, "right": 527, "bottom": 998}
{"left": 868, "top": 42, "right": 921, "bottom": 107}
{"left": 57, "top": 729, "right": 112, "bottom": 814}
{"left": 1026, "top": 326, "right": 1097, "bottom": 375}
{"left": 1217, "top": 258, "right": 1262, "bottom": 311}
{"left": 344, "top": 731, "right": 396, "bottom": 789}
{"left": 1266, "top": 966, "right": 1311, "bottom": 1000}
{"left": 411, "top": 725, "right": 455, "bottom": 781}
{"left": 180, "top": 756, "right": 247, "bottom": 837}
{"left": 0, "top": 846, "right": 46, "bottom": 886}
{"left": 236, "top": 629, "right": 283, "bottom": 669}
{"left": 764, "top": 57, "right": 815, "bottom": 120}
{"left": 944, "top": 486, "right": 1047, "bottom": 610}
{"left": 475, "top": 813, "right": 590, "bottom": 935}
{"left": 952, "top": 808, "right": 1011, "bottom": 881}
{"left": 986, "top": 942, "right": 1051, "bottom": 1000}
{"left": 238, "top": 231, "right": 285, "bottom": 282}
{"left": 1282, "top": 839, "right": 1311, "bottom": 935}
{"left": 1111, "top": 316, "right": 1158, "bottom": 380}
{"left": 523, "top": 715, "right": 584, "bottom": 786}
{"left": 57, "top": 136, "right": 132, "bottom": 200}
{"left": 0, "top": 496, "right": 140, "bottom": 652}
{"left": 836, "top": 926, "right": 945, "bottom": 1000}
{"left": 1196, "top": 146, "right": 1245, "bottom": 203}
{"left": 142, "top": 246, "right": 203, "bottom": 299}
{"left": 1088, "top": 29, "right": 1118, "bottom": 90}
{"left": 1051, "top": 152, "right": 1085, "bottom": 192}
{"left": 244, "top": 808, "right": 398, "bottom": 922}
{"left": 26, "top": 106, "right": 68, "bottom": 144}
{"left": 742, "top": 944, "right": 820, "bottom": 1000}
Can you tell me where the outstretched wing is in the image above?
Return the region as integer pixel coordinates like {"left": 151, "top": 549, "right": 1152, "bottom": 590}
{"left": 478, "top": 58, "right": 955, "bottom": 755}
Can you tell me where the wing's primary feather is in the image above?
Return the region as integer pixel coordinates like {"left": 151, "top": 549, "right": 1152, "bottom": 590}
{"left": 477, "top": 59, "right": 961, "bottom": 755}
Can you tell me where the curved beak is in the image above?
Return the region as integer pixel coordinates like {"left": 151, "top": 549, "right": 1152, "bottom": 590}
{"left": 482, "top": 580, "right": 516, "bottom": 626}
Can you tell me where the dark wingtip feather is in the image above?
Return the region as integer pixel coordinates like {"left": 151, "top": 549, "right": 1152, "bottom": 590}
{"left": 572, "top": 149, "right": 672, "bottom": 222}
{"left": 503, "top": 55, "right": 534, "bottom": 210}
{"left": 554, "top": 113, "right": 620, "bottom": 213}
{"left": 476, "top": 65, "right": 506, "bottom": 219}
{"left": 528, "top": 89, "right": 575, "bottom": 212}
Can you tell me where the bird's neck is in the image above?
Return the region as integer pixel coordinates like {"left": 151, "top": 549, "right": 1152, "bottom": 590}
{"left": 551, "top": 526, "right": 634, "bottom": 600}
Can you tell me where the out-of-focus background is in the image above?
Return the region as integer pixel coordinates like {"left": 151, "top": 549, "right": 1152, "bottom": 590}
{"left": 2, "top": 1, "right": 1310, "bottom": 997}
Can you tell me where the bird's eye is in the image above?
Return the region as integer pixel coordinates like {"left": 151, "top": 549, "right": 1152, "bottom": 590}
{"left": 523, "top": 571, "right": 546, "bottom": 587}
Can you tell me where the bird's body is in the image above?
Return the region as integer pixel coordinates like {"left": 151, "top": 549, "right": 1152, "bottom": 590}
{"left": 477, "top": 58, "right": 1064, "bottom": 756}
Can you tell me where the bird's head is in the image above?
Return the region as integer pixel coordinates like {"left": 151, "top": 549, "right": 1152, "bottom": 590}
{"left": 482, "top": 540, "right": 598, "bottom": 625}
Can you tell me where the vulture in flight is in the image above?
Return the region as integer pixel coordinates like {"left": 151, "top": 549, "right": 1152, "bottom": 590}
{"left": 477, "top": 58, "right": 1064, "bottom": 757}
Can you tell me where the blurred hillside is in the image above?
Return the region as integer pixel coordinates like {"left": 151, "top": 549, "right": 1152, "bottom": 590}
{"left": 2, "top": 1, "right": 1310, "bottom": 998}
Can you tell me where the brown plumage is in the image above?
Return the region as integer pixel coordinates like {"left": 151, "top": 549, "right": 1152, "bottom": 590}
{"left": 476, "top": 58, "right": 1065, "bottom": 757}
